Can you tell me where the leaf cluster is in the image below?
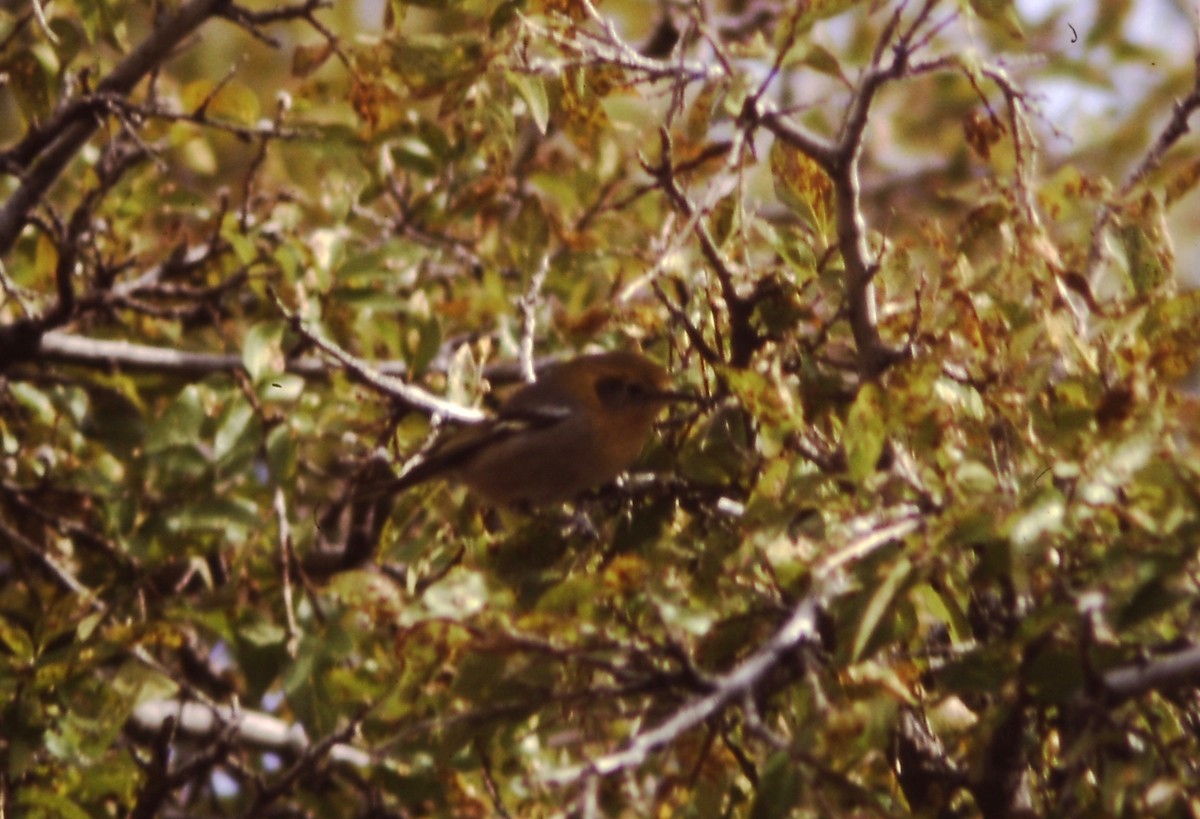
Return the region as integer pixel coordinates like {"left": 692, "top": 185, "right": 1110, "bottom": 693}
{"left": 2, "top": 0, "right": 1200, "bottom": 816}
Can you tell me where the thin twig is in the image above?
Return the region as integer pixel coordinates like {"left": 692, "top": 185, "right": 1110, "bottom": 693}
{"left": 274, "top": 487, "right": 300, "bottom": 658}
{"left": 549, "top": 513, "right": 921, "bottom": 785}
{"left": 272, "top": 292, "right": 486, "bottom": 423}
{"left": 1086, "top": 41, "right": 1200, "bottom": 279}
{"left": 0, "top": 0, "right": 231, "bottom": 255}
{"left": 519, "top": 255, "right": 549, "bottom": 384}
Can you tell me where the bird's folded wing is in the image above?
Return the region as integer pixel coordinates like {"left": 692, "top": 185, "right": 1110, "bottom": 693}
{"left": 358, "top": 401, "right": 574, "bottom": 498}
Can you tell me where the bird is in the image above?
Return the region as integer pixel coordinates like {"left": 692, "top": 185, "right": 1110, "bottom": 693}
{"left": 375, "top": 351, "right": 687, "bottom": 505}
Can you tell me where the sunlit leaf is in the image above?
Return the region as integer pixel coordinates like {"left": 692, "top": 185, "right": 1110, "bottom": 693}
{"left": 508, "top": 72, "right": 550, "bottom": 135}
{"left": 845, "top": 383, "right": 886, "bottom": 482}
{"left": 967, "top": 0, "right": 1024, "bottom": 39}
{"left": 851, "top": 556, "right": 913, "bottom": 662}
{"left": 243, "top": 321, "right": 286, "bottom": 383}
{"left": 769, "top": 139, "right": 834, "bottom": 238}
{"left": 145, "top": 386, "right": 207, "bottom": 455}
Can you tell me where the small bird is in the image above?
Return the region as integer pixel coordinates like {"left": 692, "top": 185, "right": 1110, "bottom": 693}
{"left": 378, "top": 351, "right": 687, "bottom": 505}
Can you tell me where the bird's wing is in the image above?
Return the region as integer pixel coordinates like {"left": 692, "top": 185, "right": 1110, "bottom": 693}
{"left": 357, "top": 400, "right": 574, "bottom": 499}
{"left": 357, "top": 376, "right": 582, "bottom": 500}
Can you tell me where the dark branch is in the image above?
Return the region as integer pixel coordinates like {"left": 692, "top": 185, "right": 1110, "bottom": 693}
{"left": 0, "top": 0, "right": 233, "bottom": 255}
{"left": 551, "top": 515, "right": 920, "bottom": 785}
{"left": 645, "top": 128, "right": 761, "bottom": 368}
{"left": 746, "top": 4, "right": 945, "bottom": 378}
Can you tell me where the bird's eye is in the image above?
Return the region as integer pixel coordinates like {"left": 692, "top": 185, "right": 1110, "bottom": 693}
{"left": 595, "top": 376, "right": 624, "bottom": 405}
{"left": 595, "top": 376, "right": 646, "bottom": 408}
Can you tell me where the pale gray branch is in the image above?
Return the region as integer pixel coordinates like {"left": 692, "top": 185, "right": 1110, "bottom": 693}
{"left": 128, "top": 700, "right": 371, "bottom": 767}
{"left": 1102, "top": 644, "right": 1200, "bottom": 704}
{"left": 36, "top": 330, "right": 408, "bottom": 378}
{"left": 550, "top": 513, "right": 922, "bottom": 787}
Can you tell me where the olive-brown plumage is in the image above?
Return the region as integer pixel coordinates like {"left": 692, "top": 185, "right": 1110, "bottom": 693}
{"left": 385, "top": 351, "right": 680, "bottom": 504}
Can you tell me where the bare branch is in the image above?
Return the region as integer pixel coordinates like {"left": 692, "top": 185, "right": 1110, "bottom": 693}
{"left": 128, "top": 709, "right": 231, "bottom": 819}
{"left": 549, "top": 513, "right": 921, "bottom": 786}
{"left": 127, "top": 699, "right": 370, "bottom": 768}
{"left": 0, "top": 516, "right": 104, "bottom": 607}
{"left": 558, "top": 599, "right": 809, "bottom": 781}
{"left": 519, "top": 255, "right": 549, "bottom": 384}
{"left": 514, "top": 2, "right": 714, "bottom": 85}
{"left": 33, "top": 330, "right": 401, "bottom": 378}
{"left": 274, "top": 488, "right": 301, "bottom": 658}
{"left": 222, "top": 0, "right": 331, "bottom": 27}
{"left": 748, "top": 4, "right": 950, "bottom": 377}
{"left": 274, "top": 295, "right": 486, "bottom": 423}
{"left": 241, "top": 712, "right": 369, "bottom": 816}
{"left": 645, "top": 128, "right": 760, "bottom": 367}
{"left": 1101, "top": 644, "right": 1200, "bottom": 704}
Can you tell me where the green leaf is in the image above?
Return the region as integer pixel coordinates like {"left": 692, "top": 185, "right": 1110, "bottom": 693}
{"left": 793, "top": 44, "right": 849, "bottom": 86}
{"left": 490, "top": 0, "right": 525, "bottom": 34}
{"left": 3, "top": 49, "right": 53, "bottom": 124}
{"left": 10, "top": 382, "right": 56, "bottom": 424}
{"left": 391, "top": 136, "right": 440, "bottom": 176}
{"left": 213, "top": 399, "right": 256, "bottom": 465}
{"left": 292, "top": 41, "right": 335, "bottom": 78}
{"left": 77, "top": 0, "right": 126, "bottom": 49}
{"left": 259, "top": 374, "right": 305, "bottom": 403}
{"left": 967, "top": 0, "right": 1024, "bottom": 39}
{"left": 173, "top": 498, "right": 260, "bottom": 538}
{"left": 509, "top": 72, "right": 550, "bottom": 135}
{"left": 388, "top": 33, "right": 484, "bottom": 95}
{"left": 845, "top": 383, "right": 886, "bottom": 482}
{"left": 243, "top": 321, "right": 286, "bottom": 383}
{"left": 1117, "top": 576, "right": 1186, "bottom": 631}
{"left": 750, "top": 751, "right": 801, "bottom": 819}
{"left": 145, "top": 386, "right": 207, "bottom": 454}
{"left": 81, "top": 381, "right": 145, "bottom": 456}
{"left": 14, "top": 787, "right": 91, "bottom": 819}
{"left": 0, "top": 615, "right": 35, "bottom": 661}
{"left": 769, "top": 139, "right": 834, "bottom": 238}
{"left": 226, "top": 230, "right": 258, "bottom": 265}
{"left": 404, "top": 314, "right": 442, "bottom": 377}
{"left": 49, "top": 19, "right": 84, "bottom": 67}
{"left": 1165, "top": 157, "right": 1200, "bottom": 208}
{"left": 851, "top": 557, "right": 913, "bottom": 662}
{"left": 210, "top": 80, "right": 260, "bottom": 126}
{"left": 265, "top": 423, "right": 298, "bottom": 483}
{"left": 240, "top": 617, "right": 287, "bottom": 647}
{"left": 1118, "top": 222, "right": 1170, "bottom": 295}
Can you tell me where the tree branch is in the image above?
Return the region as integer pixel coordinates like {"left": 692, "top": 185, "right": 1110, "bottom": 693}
{"left": 274, "top": 295, "right": 486, "bottom": 423}
{"left": 1101, "top": 644, "right": 1200, "bottom": 705}
{"left": 33, "top": 330, "right": 407, "bottom": 378}
{"left": 0, "top": 0, "right": 233, "bottom": 255}
{"left": 749, "top": 2, "right": 943, "bottom": 378}
{"left": 549, "top": 513, "right": 921, "bottom": 787}
{"left": 127, "top": 699, "right": 370, "bottom": 768}
{"left": 645, "top": 128, "right": 760, "bottom": 368}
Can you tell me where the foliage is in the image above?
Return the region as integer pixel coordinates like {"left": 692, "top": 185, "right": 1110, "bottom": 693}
{"left": 3, "top": 0, "right": 1200, "bottom": 816}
